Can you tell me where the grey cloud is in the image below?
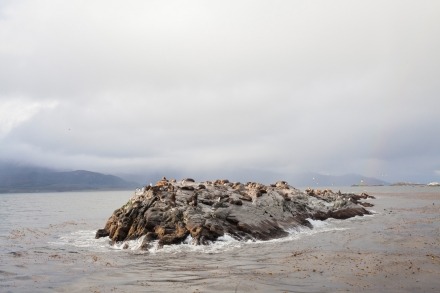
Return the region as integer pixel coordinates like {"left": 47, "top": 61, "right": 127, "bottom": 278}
{"left": 1, "top": 1, "right": 440, "bottom": 183}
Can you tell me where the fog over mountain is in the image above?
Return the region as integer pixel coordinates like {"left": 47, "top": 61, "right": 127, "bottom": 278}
{"left": 1, "top": 1, "right": 439, "bottom": 184}
{"left": 0, "top": 162, "right": 390, "bottom": 193}
{"left": 0, "top": 163, "right": 137, "bottom": 193}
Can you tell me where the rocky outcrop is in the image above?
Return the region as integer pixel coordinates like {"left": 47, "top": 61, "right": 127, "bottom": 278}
{"left": 96, "top": 178, "right": 374, "bottom": 250}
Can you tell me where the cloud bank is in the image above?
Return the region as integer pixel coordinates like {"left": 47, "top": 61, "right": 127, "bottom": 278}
{"left": 1, "top": 1, "right": 440, "bottom": 183}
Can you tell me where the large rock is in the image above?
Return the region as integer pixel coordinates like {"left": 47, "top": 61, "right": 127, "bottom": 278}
{"left": 96, "top": 179, "right": 374, "bottom": 250}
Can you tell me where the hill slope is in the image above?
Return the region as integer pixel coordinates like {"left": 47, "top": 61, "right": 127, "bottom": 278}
{"left": 0, "top": 163, "right": 138, "bottom": 193}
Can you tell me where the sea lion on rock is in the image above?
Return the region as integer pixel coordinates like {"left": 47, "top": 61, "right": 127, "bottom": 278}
{"left": 181, "top": 178, "right": 195, "bottom": 184}
{"left": 228, "top": 198, "right": 243, "bottom": 205}
{"left": 192, "top": 192, "right": 198, "bottom": 207}
{"left": 214, "top": 179, "right": 230, "bottom": 185}
{"left": 170, "top": 192, "right": 176, "bottom": 207}
{"left": 275, "top": 181, "right": 289, "bottom": 189}
{"left": 232, "top": 182, "right": 244, "bottom": 190}
{"left": 156, "top": 177, "right": 169, "bottom": 187}
{"left": 186, "top": 192, "right": 198, "bottom": 207}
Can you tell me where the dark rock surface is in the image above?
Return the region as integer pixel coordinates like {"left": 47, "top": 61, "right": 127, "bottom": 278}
{"left": 96, "top": 178, "right": 374, "bottom": 250}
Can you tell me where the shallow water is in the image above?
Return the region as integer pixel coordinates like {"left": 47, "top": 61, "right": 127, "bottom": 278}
{"left": 1, "top": 186, "right": 439, "bottom": 292}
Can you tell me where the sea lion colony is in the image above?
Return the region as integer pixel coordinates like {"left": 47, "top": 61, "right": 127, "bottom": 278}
{"left": 96, "top": 177, "right": 374, "bottom": 250}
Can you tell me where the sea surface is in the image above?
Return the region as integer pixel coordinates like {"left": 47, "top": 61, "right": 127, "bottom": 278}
{"left": 1, "top": 186, "right": 439, "bottom": 292}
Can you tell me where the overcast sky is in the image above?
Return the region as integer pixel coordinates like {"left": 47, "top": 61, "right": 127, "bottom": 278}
{"left": 1, "top": 0, "right": 439, "bottom": 183}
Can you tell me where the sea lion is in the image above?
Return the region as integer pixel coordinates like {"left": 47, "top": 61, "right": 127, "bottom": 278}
{"left": 170, "top": 192, "right": 176, "bottom": 207}
{"left": 186, "top": 192, "right": 198, "bottom": 207}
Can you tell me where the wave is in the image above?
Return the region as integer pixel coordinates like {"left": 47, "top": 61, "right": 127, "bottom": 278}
{"left": 49, "top": 230, "right": 111, "bottom": 252}
{"left": 49, "top": 218, "right": 351, "bottom": 254}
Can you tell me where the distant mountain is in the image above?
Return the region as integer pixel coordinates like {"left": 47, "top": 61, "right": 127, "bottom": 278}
{"left": 0, "top": 163, "right": 138, "bottom": 193}
{"left": 290, "top": 172, "right": 389, "bottom": 187}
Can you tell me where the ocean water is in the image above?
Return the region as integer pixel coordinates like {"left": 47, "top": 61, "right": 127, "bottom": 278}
{"left": 1, "top": 186, "right": 439, "bottom": 292}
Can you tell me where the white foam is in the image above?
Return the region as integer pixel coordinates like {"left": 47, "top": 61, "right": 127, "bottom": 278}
{"left": 150, "top": 219, "right": 349, "bottom": 253}
{"left": 306, "top": 218, "right": 330, "bottom": 228}
{"left": 261, "top": 218, "right": 349, "bottom": 245}
{"left": 49, "top": 230, "right": 111, "bottom": 252}
{"left": 146, "top": 234, "right": 244, "bottom": 255}
{"left": 111, "top": 236, "right": 147, "bottom": 251}
{"left": 49, "top": 218, "right": 350, "bottom": 254}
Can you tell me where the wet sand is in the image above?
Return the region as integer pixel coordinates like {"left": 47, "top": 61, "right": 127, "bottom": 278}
{"left": 235, "top": 189, "right": 440, "bottom": 293}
